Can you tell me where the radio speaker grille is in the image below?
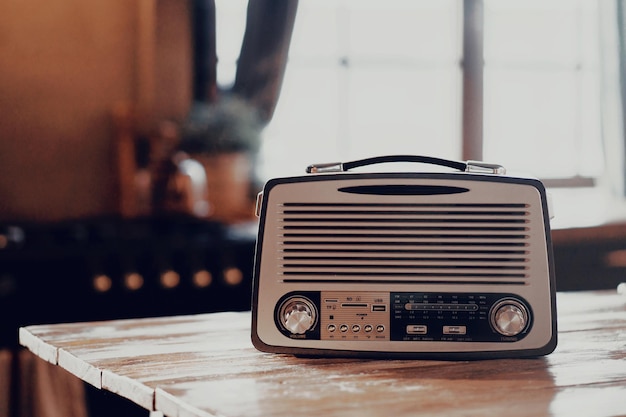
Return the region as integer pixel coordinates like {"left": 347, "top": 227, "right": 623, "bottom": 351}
{"left": 278, "top": 202, "right": 530, "bottom": 285}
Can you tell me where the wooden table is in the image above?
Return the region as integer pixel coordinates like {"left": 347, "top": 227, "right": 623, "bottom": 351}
{"left": 19, "top": 290, "right": 626, "bottom": 417}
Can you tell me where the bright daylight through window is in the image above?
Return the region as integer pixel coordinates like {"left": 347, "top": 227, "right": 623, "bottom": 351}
{"left": 215, "top": 0, "right": 618, "bottom": 229}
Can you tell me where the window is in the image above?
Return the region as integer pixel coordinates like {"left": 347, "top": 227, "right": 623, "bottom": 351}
{"left": 483, "top": 0, "right": 602, "bottom": 180}
{"left": 258, "top": 0, "right": 462, "bottom": 176}
{"left": 215, "top": 0, "right": 613, "bottom": 229}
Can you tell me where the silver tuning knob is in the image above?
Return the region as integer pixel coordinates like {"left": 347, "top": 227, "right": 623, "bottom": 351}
{"left": 490, "top": 299, "right": 529, "bottom": 337}
{"left": 278, "top": 296, "right": 317, "bottom": 335}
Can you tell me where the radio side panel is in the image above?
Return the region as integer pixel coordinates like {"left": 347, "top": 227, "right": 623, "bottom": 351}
{"left": 251, "top": 172, "right": 557, "bottom": 358}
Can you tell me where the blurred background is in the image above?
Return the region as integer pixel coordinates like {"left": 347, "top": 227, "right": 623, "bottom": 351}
{"left": 2, "top": 0, "right": 626, "bottom": 415}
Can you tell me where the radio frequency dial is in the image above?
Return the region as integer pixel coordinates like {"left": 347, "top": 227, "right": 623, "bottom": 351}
{"left": 490, "top": 299, "right": 529, "bottom": 337}
{"left": 278, "top": 296, "right": 317, "bottom": 335}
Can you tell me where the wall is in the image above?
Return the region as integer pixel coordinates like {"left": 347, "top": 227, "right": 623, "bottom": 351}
{"left": 0, "top": 0, "right": 192, "bottom": 222}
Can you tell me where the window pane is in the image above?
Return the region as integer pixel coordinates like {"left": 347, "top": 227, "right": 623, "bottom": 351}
{"left": 289, "top": 1, "right": 341, "bottom": 61}
{"left": 483, "top": 0, "right": 602, "bottom": 179}
{"left": 579, "top": 69, "right": 603, "bottom": 178}
{"left": 260, "top": 0, "right": 461, "bottom": 179}
{"left": 347, "top": 0, "right": 460, "bottom": 62}
{"left": 258, "top": 68, "right": 341, "bottom": 177}
{"left": 484, "top": 0, "right": 581, "bottom": 66}
{"left": 215, "top": 0, "right": 247, "bottom": 87}
{"left": 347, "top": 67, "right": 460, "bottom": 160}
{"left": 484, "top": 70, "right": 581, "bottom": 177}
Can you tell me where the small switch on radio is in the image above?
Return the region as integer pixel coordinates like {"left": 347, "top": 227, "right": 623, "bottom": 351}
{"left": 443, "top": 326, "right": 467, "bottom": 335}
{"left": 406, "top": 325, "right": 428, "bottom": 335}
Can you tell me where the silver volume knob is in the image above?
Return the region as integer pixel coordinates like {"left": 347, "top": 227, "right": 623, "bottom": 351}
{"left": 279, "top": 296, "right": 317, "bottom": 335}
{"left": 490, "top": 299, "right": 529, "bottom": 337}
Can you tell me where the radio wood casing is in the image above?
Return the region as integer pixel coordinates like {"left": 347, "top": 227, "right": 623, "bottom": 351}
{"left": 251, "top": 156, "right": 557, "bottom": 359}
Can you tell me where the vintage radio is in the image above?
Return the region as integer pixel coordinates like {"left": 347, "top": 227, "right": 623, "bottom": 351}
{"left": 251, "top": 155, "right": 557, "bottom": 359}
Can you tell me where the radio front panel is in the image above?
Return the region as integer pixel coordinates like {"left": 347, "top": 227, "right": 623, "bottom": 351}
{"left": 275, "top": 290, "right": 533, "bottom": 344}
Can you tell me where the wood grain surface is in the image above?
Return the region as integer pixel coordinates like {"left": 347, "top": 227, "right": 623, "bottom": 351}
{"left": 19, "top": 290, "right": 626, "bottom": 417}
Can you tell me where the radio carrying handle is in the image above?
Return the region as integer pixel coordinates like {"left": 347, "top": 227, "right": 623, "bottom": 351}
{"left": 306, "top": 155, "right": 506, "bottom": 175}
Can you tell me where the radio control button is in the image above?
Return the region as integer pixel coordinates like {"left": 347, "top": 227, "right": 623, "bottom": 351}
{"left": 376, "top": 325, "right": 385, "bottom": 333}
{"left": 327, "top": 324, "right": 336, "bottom": 332}
{"left": 364, "top": 325, "right": 373, "bottom": 333}
{"left": 340, "top": 324, "right": 349, "bottom": 333}
{"left": 490, "top": 299, "right": 529, "bottom": 337}
{"left": 443, "top": 325, "right": 467, "bottom": 335}
{"left": 279, "top": 296, "right": 317, "bottom": 335}
{"left": 352, "top": 324, "right": 361, "bottom": 333}
{"left": 406, "top": 325, "right": 428, "bottom": 335}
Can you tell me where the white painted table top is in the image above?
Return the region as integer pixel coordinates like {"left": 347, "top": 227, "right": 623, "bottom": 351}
{"left": 19, "top": 290, "right": 626, "bottom": 417}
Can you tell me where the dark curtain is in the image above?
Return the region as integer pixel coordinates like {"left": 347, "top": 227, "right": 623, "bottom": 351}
{"left": 192, "top": 0, "right": 299, "bottom": 124}
{"left": 191, "top": 0, "right": 218, "bottom": 103}
{"left": 233, "top": 0, "right": 299, "bottom": 123}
